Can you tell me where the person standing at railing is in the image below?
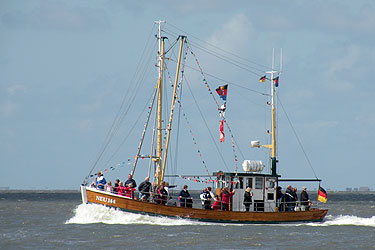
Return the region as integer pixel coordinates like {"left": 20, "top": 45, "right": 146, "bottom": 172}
{"left": 200, "top": 188, "right": 212, "bottom": 209}
{"left": 105, "top": 181, "right": 113, "bottom": 193}
{"left": 124, "top": 174, "right": 137, "bottom": 188}
{"left": 178, "top": 185, "right": 191, "bottom": 208}
{"left": 221, "top": 187, "right": 235, "bottom": 211}
{"left": 211, "top": 195, "right": 221, "bottom": 210}
{"left": 157, "top": 183, "right": 168, "bottom": 205}
{"left": 292, "top": 187, "right": 298, "bottom": 210}
{"left": 285, "top": 185, "right": 294, "bottom": 211}
{"left": 243, "top": 187, "right": 253, "bottom": 212}
{"left": 117, "top": 181, "right": 125, "bottom": 196}
{"left": 276, "top": 186, "right": 284, "bottom": 211}
{"left": 207, "top": 187, "right": 215, "bottom": 203}
{"left": 300, "top": 187, "right": 311, "bottom": 211}
{"left": 138, "top": 177, "right": 151, "bottom": 201}
{"left": 96, "top": 171, "right": 106, "bottom": 190}
{"left": 124, "top": 183, "right": 136, "bottom": 199}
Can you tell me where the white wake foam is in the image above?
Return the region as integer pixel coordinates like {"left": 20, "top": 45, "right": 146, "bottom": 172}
{"left": 306, "top": 215, "right": 375, "bottom": 227}
{"left": 66, "top": 204, "right": 375, "bottom": 227}
{"left": 65, "top": 204, "right": 207, "bottom": 226}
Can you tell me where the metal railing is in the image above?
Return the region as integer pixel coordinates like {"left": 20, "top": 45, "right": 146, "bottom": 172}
{"left": 93, "top": 187, "right": 320, "bottom": 212}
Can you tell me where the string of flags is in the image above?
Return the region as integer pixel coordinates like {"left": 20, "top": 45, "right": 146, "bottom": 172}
{"left": 216, "top": 84, "right": 227, "bottom": 143}
{"left": 89, "top": 159, "right": 132, "bottom": 178}
{"left": 179, "top": 175, "right": 239, "bottom": 185}
{"left": 188, "top": 46, "right": 239, "bottom": 171}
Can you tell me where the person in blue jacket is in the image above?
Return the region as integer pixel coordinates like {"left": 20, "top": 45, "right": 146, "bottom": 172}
{"left": 96, "top": 171, "right": 106, "bottom": 190}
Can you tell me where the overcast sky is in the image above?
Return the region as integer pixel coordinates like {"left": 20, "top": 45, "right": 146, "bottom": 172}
{"left": 1, "top": 0, "right": 374, "bottom": 190}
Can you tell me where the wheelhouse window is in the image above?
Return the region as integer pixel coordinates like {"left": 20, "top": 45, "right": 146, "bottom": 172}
{"left": 235, "top": 177, "right": 244, "bottom": 189}
{"left": 267, "top": 193, "right": 274, "bottom": 200}
{"left": 255, "top": 177, "right": 263, "bottom": 189}
{"left": 246, "top": 178, "right": 253, "bottom": 189}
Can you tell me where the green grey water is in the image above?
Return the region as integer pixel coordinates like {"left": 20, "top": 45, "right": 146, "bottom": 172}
{"left": 1, "top": 191, "right": 375, "bottom": 250}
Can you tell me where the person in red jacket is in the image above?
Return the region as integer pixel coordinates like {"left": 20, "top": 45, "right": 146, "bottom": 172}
{"left": 124, "top": 183, "right": 136, "bottom": 199}
{"left": 211, "top": 195, "right": 221, "bottom": 210}
{"left": 221, "top": 187, "right": 235, "bottom": 211}
{"left": 117, "top": 181, "right": 125, "bottom": 196}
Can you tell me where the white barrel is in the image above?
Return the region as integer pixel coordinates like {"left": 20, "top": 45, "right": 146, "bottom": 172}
{"left": 242, "top": 160, "right": 265, "bottom": 172}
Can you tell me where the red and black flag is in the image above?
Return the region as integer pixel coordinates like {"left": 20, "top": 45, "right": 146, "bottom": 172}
{"left": 219, "top": 119, "right": 225, "bottom": 142}
{"left": 317, "top": 186, "right": 327, "bottom": 203}
{"left": 216, "top": 84, "right": 228, "bottom": 101}
{"left": 259, "top": 75, "right": 266, "bottom": 83}
{"left": 273, "top": 76, "right": 279, "bottom": 87}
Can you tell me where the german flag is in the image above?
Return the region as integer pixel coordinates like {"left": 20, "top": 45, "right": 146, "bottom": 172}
{"left": 259, "top": 75, "right": 266, "bottom": 83}
{"left": 317, "top": 186, "right": 327, "bottom": 203}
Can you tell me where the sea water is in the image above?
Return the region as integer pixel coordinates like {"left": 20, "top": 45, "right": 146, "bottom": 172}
{"left": 1, "top": 191, "right": 374, "bottom": 249}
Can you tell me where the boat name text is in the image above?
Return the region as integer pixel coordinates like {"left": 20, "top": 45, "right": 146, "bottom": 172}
{"left": 96, "top": 195, "right": 116, "bottom": 204}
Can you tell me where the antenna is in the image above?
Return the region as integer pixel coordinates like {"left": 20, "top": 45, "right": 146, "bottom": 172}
{"left": 279, "top": 48, "right": 283, "bottom": 75}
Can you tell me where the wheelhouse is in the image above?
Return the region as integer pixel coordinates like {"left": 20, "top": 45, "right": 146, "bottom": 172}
{"left": 214, "top": 171, "right": 279, "bottom": 212}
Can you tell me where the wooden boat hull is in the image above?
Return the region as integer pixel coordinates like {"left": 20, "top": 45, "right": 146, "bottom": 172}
{"left": 81, "top": 186, "right": 328, "bottom": 224}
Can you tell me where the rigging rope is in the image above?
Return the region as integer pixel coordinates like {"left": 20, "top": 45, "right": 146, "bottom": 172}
{"left": 177, "top": 100, "right": 211, "bottom": 176}
{"left": 131, "top": 87, "right": 158, "bottom": 175}
{"left": 83, "top": 24, "right": 158, "bottom": 185}
{"left": 276, "top": 92, "right": 319, "bottom": 180}
{"left": 168, "top": 58, "right": 268, "bottom": 97}
{"left": 164, "top": 22, "right": 270, "bottom": 71}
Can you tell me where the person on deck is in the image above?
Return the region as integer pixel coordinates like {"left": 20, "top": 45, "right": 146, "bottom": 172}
{"left": 117, "top": 181, "right": 125, "bottom": 196}
{"left": 221, "top": 187, "right": 235, "bottom": 211}
{"left": 96, "top": 171, "right": 106, "bottom": 190}
{"left": 125, "top": 174, "right": 137, "bottom": 188}
{"left": 243, "top": 187, "right": 253, "bottom": 212}
{"left": 200, "top": 188, "right": 212, "bottom": 209}
{"left": 113, "top": 179, "right": 120, "bottom": 194}
{"left": 157, "top": 183, "right": 168, "bottom": 205}
{"left": 211, "top": 195, "right": 221, "bottom": 210}
{"left": 276, "top": 186, "right": 284, "bottom": 211}
{"left": 300, "top": 187, "right": 311, "bottom": 211}
{"left": 124, "top": 183, "right": 136, "bottom": 199}
{"left": 292, "top": 187, "right": 298, "bottom": 210}
{"left": 207, "top": 187, "right": 215, "bottom": 202}
{"left": 105, "top": 181, "right": 113, "bottom": 193}
{"left": 179, "top": 185, "right": 191, "bottom": 208}
{"left": 138, "top": 177, "right": 152, "bottom": 201}
{"left": 285, "top": 185, "right": 295, "bottom": 211}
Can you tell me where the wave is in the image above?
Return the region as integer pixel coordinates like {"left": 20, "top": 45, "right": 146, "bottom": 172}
{"left": 306, "top": 214, "right": 375, "bottom": 227}
{"left": 66, "top": 204, "right": 375, "bottom": 227}
{"left": 65, "top": 203, "right": 207, "bottom": 226}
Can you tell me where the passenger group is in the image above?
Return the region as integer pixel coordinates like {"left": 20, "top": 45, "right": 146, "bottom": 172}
{"left": 90, "top": 171, "right": 310, "bottom": 212}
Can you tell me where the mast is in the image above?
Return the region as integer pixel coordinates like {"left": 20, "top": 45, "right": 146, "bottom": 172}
{"left": 251, "top": 49, "right": 279, "bottom": 176}
{"left": 269, "top": 49, "right": 277, "bottom": 176}
{"left": 155, "top": 21, "right": 166, "bottom": 185}
{"left": 160, "top": 36, "right": 185, "bottom": 184}
{"left": 270, "top": 58, "right": 277, "bottom": 175}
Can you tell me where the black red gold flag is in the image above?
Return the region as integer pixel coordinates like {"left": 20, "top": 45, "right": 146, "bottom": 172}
{"left": 259, "top": 75, "right": 266, "bottom": 82}
{"left": 317, "top": 186, "right": 327, "bottom": 203}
